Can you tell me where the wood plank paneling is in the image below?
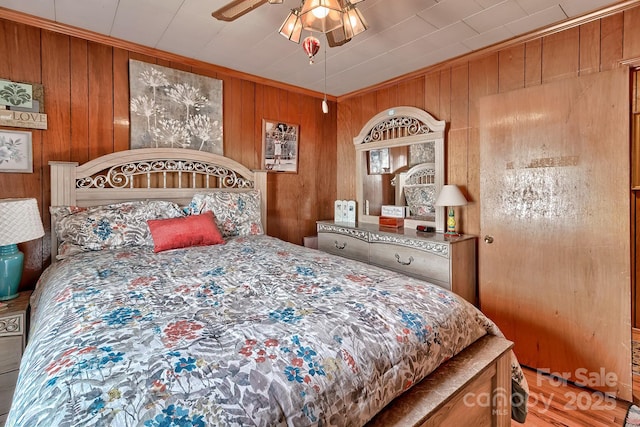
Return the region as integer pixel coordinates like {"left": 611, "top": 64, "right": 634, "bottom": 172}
{"left": 41, "top": 29, "right": 71, "bottom": 264}
{"left": 498, "top": 46, "right": 525, "bottom": 93}
{"left": 601, "top": 14, "right": 624, "bottom": 71}
{"left": 524, "top": 39, "right": 542, "bottom": 87}
{"left": 113, "top": 48, "right": 130, "bottom": 152}
{"left": 240, "top": 80, "right": 256, "bottom": 169}
{"left": 542, "top": 27, "right": 580, "bottom": 83}
{"left": 439, "top": 69, "right": 452, "bottom": 123}
{"left": 87, "top": 42, "right": 114, "bottom": 158}
{"left": 579, "top": 20, "right": 600, "bottom": 75}
{"left": 450, "top": 64, "right": 469, "bottom": 131}
{"left": 424, "top": 72, "right": 441, "bottom": 118}
{"left": 336, "top": 98, "right": 354, "bottom": 200}
{"left": 624, "top": 7, "right": 640, "bottom": 60}
{"left": 70, "top": 37, "right": 90, "bottom": 164}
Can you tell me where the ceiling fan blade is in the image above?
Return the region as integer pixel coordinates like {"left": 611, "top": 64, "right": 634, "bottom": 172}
{"left": 212, "top": 0, "right": 269, "bottom": 21}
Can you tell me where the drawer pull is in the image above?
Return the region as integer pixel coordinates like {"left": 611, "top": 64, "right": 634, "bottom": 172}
{"left": 334, "top": 241, "right": 347, "bottom": 250}
{"left": 395, "top": 254, "right": 414, "bottom": 266}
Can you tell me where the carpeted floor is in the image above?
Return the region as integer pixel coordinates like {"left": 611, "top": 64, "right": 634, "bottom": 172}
{"left": 627, "top": 405, "right": 640, "bottom": 426}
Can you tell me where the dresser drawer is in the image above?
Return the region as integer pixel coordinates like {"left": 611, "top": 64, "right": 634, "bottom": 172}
{"left": 0, "top": 312, "right": 24, "bottom": 338}
{"left": 318, "top": 233, "right": 369, "bottom": 263}
{"left": 0, "top": 336, "right": 22, "bottom": 374}
{"left": 0, "top": 370, "right": 19, "bottom": 418}
{"left": 369, "top": 241, "right": 451, "bottom": 290}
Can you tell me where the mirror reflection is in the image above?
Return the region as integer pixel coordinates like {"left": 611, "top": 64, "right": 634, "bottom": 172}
{"left": 353, "top": 107, "right": 445, "bottom": 231}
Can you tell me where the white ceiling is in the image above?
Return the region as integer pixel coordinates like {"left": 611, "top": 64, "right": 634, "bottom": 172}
{"left": 0, "top": 0, "right": 624, "bottom": 96}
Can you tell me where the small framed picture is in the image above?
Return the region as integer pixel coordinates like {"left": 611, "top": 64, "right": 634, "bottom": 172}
{"left": 262, "top": 119, "right": 299, "bottom": 173}
{"left": 368, "top": 148, "right": 390, "bottom": 174}
{"left": 0, "top": 130, "right": 32, "bottom": 173}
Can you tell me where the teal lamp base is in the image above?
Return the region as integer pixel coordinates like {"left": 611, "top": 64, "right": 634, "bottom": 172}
{"left": 0, "top": 244, "right": 23, "bottom": 301}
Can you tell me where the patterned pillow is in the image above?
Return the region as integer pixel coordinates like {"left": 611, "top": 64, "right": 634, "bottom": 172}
{"left": 51, "top": 201, "right": 184, "bottom": 257}
{"left": 404, "top": 185, "right": 436, "bottom": 216}
{"left": 187, "top": 190, "right": 264, "bottom": 237}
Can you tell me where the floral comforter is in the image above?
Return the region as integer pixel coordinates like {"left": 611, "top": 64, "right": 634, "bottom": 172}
{"left": 7, "top": 235, "right": 527, "bottom": 426}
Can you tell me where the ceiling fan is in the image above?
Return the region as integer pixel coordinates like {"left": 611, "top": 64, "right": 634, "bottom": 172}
{"left": 212, "top": 0, "right": 368, "bottom": 47}
{"left": 212, "top": 0, "right": 284, "bottom": 22}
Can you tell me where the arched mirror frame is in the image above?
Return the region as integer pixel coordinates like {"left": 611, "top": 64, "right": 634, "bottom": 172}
{"left": 353, "top": 106, "right": 446, "bottom": 231}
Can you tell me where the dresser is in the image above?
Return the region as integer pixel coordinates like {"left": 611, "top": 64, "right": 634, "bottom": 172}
{"left": 317, "top": 221, "right": 477, "bottom": 305}
{"left": 0, "top": 291, "right": 31, "bottom": 426}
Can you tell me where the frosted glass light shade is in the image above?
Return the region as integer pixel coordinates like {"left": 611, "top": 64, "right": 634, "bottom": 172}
{"left": 326, "top": 4, "right": 367, "bottom": 46}
{"left": 279, "top": 8, "right": 303, "bottom": 43}
{"left": 300, "top": 0, "right": 343, "bottom": 33}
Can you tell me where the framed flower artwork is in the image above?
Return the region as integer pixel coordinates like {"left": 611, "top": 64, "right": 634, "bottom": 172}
{"left": 0, "top": 130, "right": 32, "bottom": 173}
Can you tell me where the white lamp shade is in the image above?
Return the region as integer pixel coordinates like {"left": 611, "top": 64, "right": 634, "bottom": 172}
{"left": 0, "top": 198, "right": 45, "bottom": 246}
{"left": 435, "top": 185, "right": 467, "bottom": 207}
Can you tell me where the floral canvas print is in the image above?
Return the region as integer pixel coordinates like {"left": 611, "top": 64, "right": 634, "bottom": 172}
{"left": 0, "top": 130, "right": 32, "bottom": 173}
{"left": 129, "top": 60, "right": 223, "bottom": 154}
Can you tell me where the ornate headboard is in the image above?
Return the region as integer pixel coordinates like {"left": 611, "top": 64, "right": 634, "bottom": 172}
{"left": 395, "top": 162, "right": 437, "bottom": 219}
{"left": 49, "top": 148, "right": 267, "bottom": 262}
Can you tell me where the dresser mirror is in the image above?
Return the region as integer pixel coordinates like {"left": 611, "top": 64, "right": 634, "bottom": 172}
{"left": 353, "top": 106, "right": 446, "bottom": 231}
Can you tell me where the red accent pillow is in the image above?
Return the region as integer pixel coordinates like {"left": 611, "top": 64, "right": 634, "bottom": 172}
{"left": 147, "top": 211, "right": 225, "bottom": 252}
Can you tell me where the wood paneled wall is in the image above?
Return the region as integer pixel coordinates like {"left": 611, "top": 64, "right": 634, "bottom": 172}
{"left": 0, "top": 18, "right": 337, "bottom": 292}
{"left": 337, "top": 6, "right": 640, "bottom": 239}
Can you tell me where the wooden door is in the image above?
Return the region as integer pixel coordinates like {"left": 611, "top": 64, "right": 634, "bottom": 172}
{"left": 479, "top": 68, "right": 631, "bottom": 400}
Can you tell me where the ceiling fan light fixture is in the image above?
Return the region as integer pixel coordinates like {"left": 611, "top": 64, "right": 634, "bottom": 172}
{"left": 300, "top": 0, "right": 343, "bottom": 33}
{"left": 326, "top": 26, "right": 351, "bottom": 47}
{"left": 344, "top": 5, "right": 367, "bottom": 36}
{"left": 326, "top": 3, "right": 366, "bottom": 47}
{"left": 278, "top": 8, "right": 303, "bottom": 43}
{"left": 212, "top": 0, "right": 268, "bottom": 21}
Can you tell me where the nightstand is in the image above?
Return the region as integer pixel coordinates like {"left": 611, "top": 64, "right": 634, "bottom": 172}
{"left": 0, "top": 291, "right": 31, "bottom": 426}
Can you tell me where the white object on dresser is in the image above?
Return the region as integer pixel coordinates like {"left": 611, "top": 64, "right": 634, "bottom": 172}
{"left": 0, "top": 291, "right": 30, "bottom": 426}
{"left": 380, "top": 205, "right": 406, "bottom": 218}
{"left": 334, "top": 200, "right": 356, "bottom": 224}
{"left": 334, "top": 200, "right": 344, "bottom": 222}
{"left": 316, "top": 220, "right": 477, "bottom": 305}
{"left": 346, "top": 201, "right": 356, "bottom": 223}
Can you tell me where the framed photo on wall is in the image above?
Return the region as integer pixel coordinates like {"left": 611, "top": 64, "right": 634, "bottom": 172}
{"left": 0, "top": 129, "right": 32, "bottom": 173}
{"left": 262, "top": 119, "right": 299, "bottom": 173}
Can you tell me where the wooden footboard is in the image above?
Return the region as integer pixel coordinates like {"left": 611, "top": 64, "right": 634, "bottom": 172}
{"left": 368, "top": 335, "right": 514, "bottom": 427}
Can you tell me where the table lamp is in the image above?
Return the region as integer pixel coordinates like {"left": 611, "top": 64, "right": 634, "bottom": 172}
{"left": 0, "top": 198, "right": 45, "bottom": 300}
{"left": 435, "top": 185, "right": 467, "bottom": 236}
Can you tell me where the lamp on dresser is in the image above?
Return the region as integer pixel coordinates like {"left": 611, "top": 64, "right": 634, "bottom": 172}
{"left": 435, "top": 185, "right": 468, "bottom": 236}
{"left": 0, "top": 198, "right": 44, "bottom": 301}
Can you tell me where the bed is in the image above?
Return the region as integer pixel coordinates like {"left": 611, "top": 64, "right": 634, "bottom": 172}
{"left": 6, "top": 148, "right": 527, "bottom": 426}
